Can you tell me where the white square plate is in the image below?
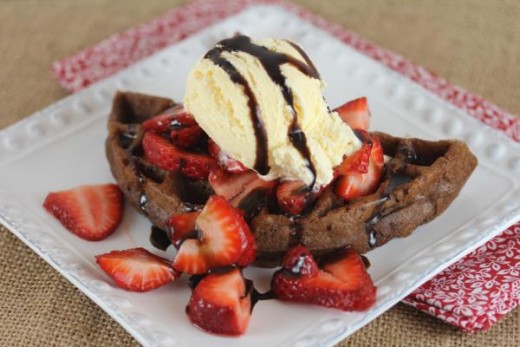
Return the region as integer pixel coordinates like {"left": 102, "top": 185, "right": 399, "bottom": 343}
{"left": 1, "top": 5, "right": 519, "bottom": 347}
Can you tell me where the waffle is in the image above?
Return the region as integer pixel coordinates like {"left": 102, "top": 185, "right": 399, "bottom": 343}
{"left": 106, "top": 91, "right": 478, "bottom": 267}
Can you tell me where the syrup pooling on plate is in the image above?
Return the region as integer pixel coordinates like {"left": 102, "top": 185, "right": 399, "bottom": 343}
{"left": 205, "top": 35, "right": 319, "bottom": 186}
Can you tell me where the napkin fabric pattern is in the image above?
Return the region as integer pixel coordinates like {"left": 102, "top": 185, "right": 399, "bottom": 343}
{"left": 51, "top": 0, "right": 520, "bottom": 332}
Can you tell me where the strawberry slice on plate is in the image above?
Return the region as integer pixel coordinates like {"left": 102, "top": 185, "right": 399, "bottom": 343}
{"left": 187, "top": 268, "right": 252, "bottom": 336}
{"left": 43, "top": 183, "right": 123, "bottom": 241}
{"left": 172, "top": 195, "right": 256, "bottom": 274}
{"left": 276, "top": 179, "right": 318, "bottom": 215}
{"left": 334, "top": 97, "right": 371, "bottom": 131}
{"left": 96, "top": 248, "right": 179, "bottom": 292}
{"left": 334, "top": 131, "right": 384, "bottom": 200}
{"left": 272, "top": 245, "right": 376, "bottom": 311}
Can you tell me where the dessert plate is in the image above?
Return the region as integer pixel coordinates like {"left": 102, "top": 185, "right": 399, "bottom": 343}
{"left": 1, "top": 4, "right": 519, "bottom": 347}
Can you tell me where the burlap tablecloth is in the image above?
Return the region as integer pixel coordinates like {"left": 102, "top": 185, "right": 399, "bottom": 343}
{"left": 1, "top": 1, "right": 518, "bottom": 346}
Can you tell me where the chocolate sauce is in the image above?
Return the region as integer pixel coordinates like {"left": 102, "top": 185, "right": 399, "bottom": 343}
{"left": 288, "top": 217, "right": 303, "bottom": 247}
{"left": 119, "top": 130, "right": 136, "bottom": 149}
{"left": 135, "top": 161, "right": 165, "bottom": 184}
{"left": 149, "top": 226, "right": 171, "bottom": 251}
{"left": 173, "top": 227, "right": 202, "bottom": 249}
{"left": 251, "top": 288, "right": 276, "bottom": 307}
{"left": 182, "top": 202, "right": 203, "bottom": 212}
{"left": 188, "top": 274, "right": 205, "bottom": 289}
{"left": 364, "top": 167, "right": 414, "bottom": 248}
{"left": 236, "top": 188, "right": 269, "bottom": 221}
{"left": 139, "top": 193, "right": 148, "bottom": 211}
{"left": 205, "top": 35, "right": 319, "bottom": 184}
{"left": 396, "top": 141, "right": 435, "bottom": 166}
{"left": 368, "top": 227, "right": 378, "bottom": 248}
{"left": 384, "top": 172, "right": 412, "bottom": 195}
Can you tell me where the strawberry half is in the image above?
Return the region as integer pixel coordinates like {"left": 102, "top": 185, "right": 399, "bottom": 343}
{"left": 276, "top": 180, "right": 317, "bottom": 215}
{"left": 208, "top": 168, "right": 276, "bottom": 218}
{"left": 335, "top": 130, "right": 373, "bottom": 175}
{"left": 168, "top": 211, "right": 201, "bottom": 248}
{"left": 172, "top": 195, "right": 256, "bottom": 274}
{"left": 334, "top": 131, "right": 384, "bottom": 200}
{"left": 170, "top": 125, "right": 204, "bottom": 148}
{"left": 142, "top": 106, "right": 196, "bottom": 133}
{"left": 187, "top": 268, "right": 252, "bottom": 335}
{"left": 272, "top": 246, "right": 376, "bottom": 311}
{"left": 142, "top": 132, "right": 216, "bottom": 180}
{"left": 142, "top": 132, "right": 182, "bottom": 171}
{"left": 95, "top": 248, "right": 179, "bottom": 292}
{"left": 334, "top": 97, "right": 371, "bottom": 131}
{"left": 207, "top": 139, "right": 248, "bottom": 174}
{"left": 43, "top": 183, "right": 123, "bottom": 241}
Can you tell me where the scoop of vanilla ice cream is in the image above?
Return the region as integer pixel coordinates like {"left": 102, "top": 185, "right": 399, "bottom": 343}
{"left": 184, "top": 36, "right": 360, "bottom": 188}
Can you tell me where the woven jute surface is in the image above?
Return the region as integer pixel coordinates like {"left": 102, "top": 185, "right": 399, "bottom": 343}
{"left": 0, "top": 1, "right": 518, "bottom": 346}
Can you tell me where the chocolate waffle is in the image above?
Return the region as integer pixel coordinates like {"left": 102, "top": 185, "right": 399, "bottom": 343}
{"left": 106, "top": 91, "right": 477, "bottom": 267}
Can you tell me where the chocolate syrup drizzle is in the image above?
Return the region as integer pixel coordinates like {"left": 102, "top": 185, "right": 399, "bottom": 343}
{"left": 205, "top": 35, "right": 319, "bottom": 185}
{"left": 364, "top": 144, "right": 416, "bottom": 249}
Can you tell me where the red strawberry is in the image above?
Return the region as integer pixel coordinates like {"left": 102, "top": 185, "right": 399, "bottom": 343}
{"left": 43, "top": 183, "right": 123, "bottom": 241}
{"left": 272, "top": 246, "right": 376, "bottom": 311}
{"left": 276, "top": 180, "right": 317, "bottom": 215}
{"left": 142, "top": 106, "right": 196, "bottom": 133}
{"left": 187, "top": 268, "right": 252, "bottom": 335}
{"left": 95, "top": 248, "right": 179, "bottom": 292}
{"left": 168, "top": 211, "right": 201, "bottom": 248}
{"left": 142, "top": 132, "right": 182, "bottom": 171}
{"left": 335, "top": 130, "right": 373, "bottom": 175}
{"left": 180, "top": 153, "right": 217, "bottom": 181}
{"left": 207, "top": 139, "right": 220, "bottom": 158}
{"left": 208, "top": 168, "right": 276, "bottom": 216}
{"left": 172, "top": 195, "right": 256, "bottom": 274}
{"left": 335, "top": 133, "right": 384, "bottom": 200}
{"left": 207, "top": 139, "right": 248, "bottom": 173}
{"left": 280, "top": 245, "right": 318, "bottom": 276}
{"left": 334, "top": 97, "right": 371, "bottom": 131}
{"left": 142, "top": 132, "right": 216, "bottom": 180}
{"left": 170, "top": 125, "right": 204, "bottom": 148}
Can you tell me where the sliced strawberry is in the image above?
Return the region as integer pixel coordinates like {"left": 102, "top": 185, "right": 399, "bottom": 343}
{"left": 335, "top": 134, "right": 384, "bottom": 200}
{"left": 335, "top": 130, "right": 373, "bottom": 175}
{"left": 180, "top": 152, "right": 217, "bottom": 181}
{"left": 334, "top": 97, "right": 371, "bottom": 131}
{"left": 208, "top": 168, "right": 276, "bottom": 216}
{"left": 280, "top": 245, "right": 318, "bottom": 276}
{"left": 172, "top": 195, "right": 256, "bottom": 274}
{"left": 142, "top": 132, "right": 216, "bottom": 180}
{"left": 142, "top": 106, "right": 196, "bottom": 133}
{"left": 272, "top": 246, "right": 376, "bottom": 311}
{"left": 276, "top": 180, "right": 317, "bottom": 215}
{"left": 187, "top": 268, "right": 252, "bottom": 335}
{"left": 170, "top": 125, "right": 204, "bottom": 148}
{"left": 207, "top": 139, "right": 248, "bottom": 174}
{"left": 95, "top": 248, "right": 179, "bottom": 292}
{"left": 142, "top": 132, "right": 182, "bottom": 171}
{"left": 168, "top": 211, "right": 201, "bottom": 248}
{"left": 43, "top": 183, "right": 123, "bottom": 241}
{"left": 235, "top": 214, "right": 257, "bottom": 267}
{"left": 207, "top": 138, "right": 220, "bottom": 158}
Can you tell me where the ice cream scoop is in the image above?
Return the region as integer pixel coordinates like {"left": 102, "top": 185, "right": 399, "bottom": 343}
{"left": 184, "top": 35, "right": 360, "bottom": 188}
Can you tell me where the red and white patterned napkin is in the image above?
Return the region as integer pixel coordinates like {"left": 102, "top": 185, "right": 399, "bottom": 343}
{"left": 51, "top": 0, "right": 520, "bottom": 332}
